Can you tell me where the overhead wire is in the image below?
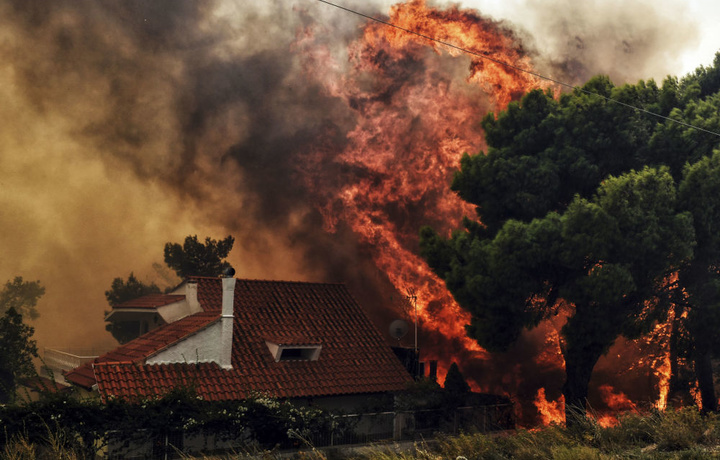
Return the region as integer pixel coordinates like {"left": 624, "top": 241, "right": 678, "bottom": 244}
{"left": 316, "top": 0, "right": 720, "bottom": 139}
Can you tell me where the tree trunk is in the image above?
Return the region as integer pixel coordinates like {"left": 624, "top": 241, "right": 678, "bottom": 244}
{"left": 562, "top": 343, "right": 606, "bottom": 424}
{"left": 695, "top": 350, "right": 717, "bottom": 413}
{"left": 561, "top": 302, "right": 621, "bottom": 426}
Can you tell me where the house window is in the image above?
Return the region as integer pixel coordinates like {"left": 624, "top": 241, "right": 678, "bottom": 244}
{"left": 279, "top": 347, "right": 318, "bottom": 361}
{"left": 265, "top": 340, "right": 321, "bottom": 362}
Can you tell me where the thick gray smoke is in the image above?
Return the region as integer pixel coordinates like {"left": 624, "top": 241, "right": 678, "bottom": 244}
{"left": 0, "top": 0, "right": 704, "bottom": 421}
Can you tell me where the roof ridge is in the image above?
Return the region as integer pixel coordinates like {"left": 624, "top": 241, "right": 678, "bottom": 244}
{"left": 93, "top": 360, "right": 135, "bottom": 367}
{"left": 189, "top": 276, "right": 348, "bottom": 286}
{"left": 113, "top": 293, "right": 186, "bottom": 309}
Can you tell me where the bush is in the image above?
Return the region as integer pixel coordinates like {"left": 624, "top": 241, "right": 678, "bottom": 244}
{"left": 550, "top": 445, "right": 608, "bottom": 460}
{"left": 656, "top": 407, "right": 707, "bottom": 451}
{"left": 0, "top": 387, "right": 333, "bottom": 458}
{"left": 596, "top": 412, "right": 658, "bottom": 451}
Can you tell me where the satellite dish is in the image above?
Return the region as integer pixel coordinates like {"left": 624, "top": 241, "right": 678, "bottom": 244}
{"left": 389, "top": 319, "right": 409, "bottom": 340}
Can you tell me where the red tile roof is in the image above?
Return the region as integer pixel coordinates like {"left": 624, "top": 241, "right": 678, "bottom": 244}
{"left": 68, "top": 278, "right": 412, "bottom": 401}
{"left": 113, "top": 294, "right": 185, "bottom": 309}
{"left": 65, "top": 311, "right": 219, "bottom": 388}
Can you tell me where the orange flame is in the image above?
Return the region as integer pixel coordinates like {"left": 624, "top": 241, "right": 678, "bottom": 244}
{"left": 297, "top": 0, "right": 682, "bottom": 422}
{"left": 598, "top": 384, "right": 637, "bottom": 412}
{"left": 592, "top": 384, "right": 638, "bottom": 427}
{"left": 534, "top": 388, "right": 565, "bottom": 425}
{"left": 654, "top": 350, "right": 672, "bottom": 411}
{"left": 298, "top": 0, "right": 545, "bottom": 384}
{"left": 690, "top": 384, "right": 703, "bottom": 410}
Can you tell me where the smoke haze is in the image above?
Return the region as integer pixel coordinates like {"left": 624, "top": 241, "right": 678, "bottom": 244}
{"left": 0, "top": 0, "right": 710, "bottom": 419}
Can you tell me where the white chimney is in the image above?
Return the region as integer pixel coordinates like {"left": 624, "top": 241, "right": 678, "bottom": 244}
{"left": 220, "top": 275, "right": 236, "bottom": 369}
{"left": 185, "top": 280, "right": 201, "bottom": 313}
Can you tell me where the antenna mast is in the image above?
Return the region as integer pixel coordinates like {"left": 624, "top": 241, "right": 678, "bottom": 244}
{"left": 406, "top": 288, "right": 418, "bottom": 355}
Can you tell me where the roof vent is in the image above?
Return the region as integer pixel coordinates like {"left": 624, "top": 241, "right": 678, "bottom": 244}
{"left": 221, "top": 266, "right": 235, "bottom": 277}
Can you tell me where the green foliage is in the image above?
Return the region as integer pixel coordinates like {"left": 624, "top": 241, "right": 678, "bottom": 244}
{"left": 420, "top": 56, "right": 720, "bottom": 417}
{"left": 677, "top": 151, "right": 720, "bottom": 409}
{"left": 163, "top": 235, "right": 235, "bottom": 279}
{"left": 7, "top": 405, "right": 720, "bottom": 459}
{"left": 551, "top": 444, "right": 609, "bottom": 460}
{"left": 424, "top": 167, "right": 693, "bottom": 367}
{"left": 394, "top": 377, "right": 447, "bottom": 411}
{"left": 655, "top": 407, "right": 708, "bottom": 451}
{"left": 0, "top": 308, "right": 38, "bottom": 404}
{"left": 679, "top": 52, "right": 720, "bottom": 103}
{"left": 0, "top": 387, "right": 332, "bottom": 458}
{"left": 597, "top": 412, "right": 658, "bottom": 450}
{"left": 0, "top": 277, "right": 45, "bottom": 320}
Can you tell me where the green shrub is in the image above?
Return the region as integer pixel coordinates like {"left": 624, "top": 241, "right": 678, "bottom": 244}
{"left": 550, "top": 445, "right": 608, "bottom": 460}
{"left": 656, "top": 407, "right": 707, "bottom": 451}
{"left": 596, "top": 412, "right": 658, "bottom": 451}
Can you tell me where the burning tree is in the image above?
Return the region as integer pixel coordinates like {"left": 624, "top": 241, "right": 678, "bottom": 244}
{"left": 421, "top": 66, "right": 720, "bottom": 421}
{"left": 677, "top": 151, "right": 720, "bottom": 413}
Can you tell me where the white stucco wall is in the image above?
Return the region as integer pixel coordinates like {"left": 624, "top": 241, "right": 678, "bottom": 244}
{"left": 146, "top": 321, "right": 222, "bottom": 365}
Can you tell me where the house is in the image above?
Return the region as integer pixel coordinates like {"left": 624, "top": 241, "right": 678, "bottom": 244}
{"left": 64, "top": 275, "right": 414, "bottom": 453}
{"left": 53, "top": 274, "right": 517, "bottom": 457}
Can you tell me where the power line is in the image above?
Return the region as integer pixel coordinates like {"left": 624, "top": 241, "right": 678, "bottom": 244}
{"left": 316, "top": 0, "right": 720, "bottom": 139}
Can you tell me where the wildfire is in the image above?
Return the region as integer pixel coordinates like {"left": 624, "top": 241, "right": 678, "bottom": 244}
{"left": 632, "top": 293, "right": 679, "bottom": 412}
{"left": 298, "top": 0, "right": 544, "bottom": 384}
{"left": 534, "top": 388, "right": 565, "bottom": 426}
{"left": 297, "top": 0, "right": 680, "bottom": 423}
{"left": 593, "top": 384, "right": 638, "bottom": 427}
{"left": 654, "top": 349, "right": 672, "bottom": 411}
{"left": 366, "top": 0, "right": 540, "bottom": 108}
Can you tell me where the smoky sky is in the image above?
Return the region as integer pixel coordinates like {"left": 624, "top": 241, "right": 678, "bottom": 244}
{"left": 0, "top": 0, "right": 706, "bottom": 415}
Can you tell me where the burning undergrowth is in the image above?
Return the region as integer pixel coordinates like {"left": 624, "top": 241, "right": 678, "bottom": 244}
{"left": 0, "top": 0, "right": 704, "bottom": 425}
